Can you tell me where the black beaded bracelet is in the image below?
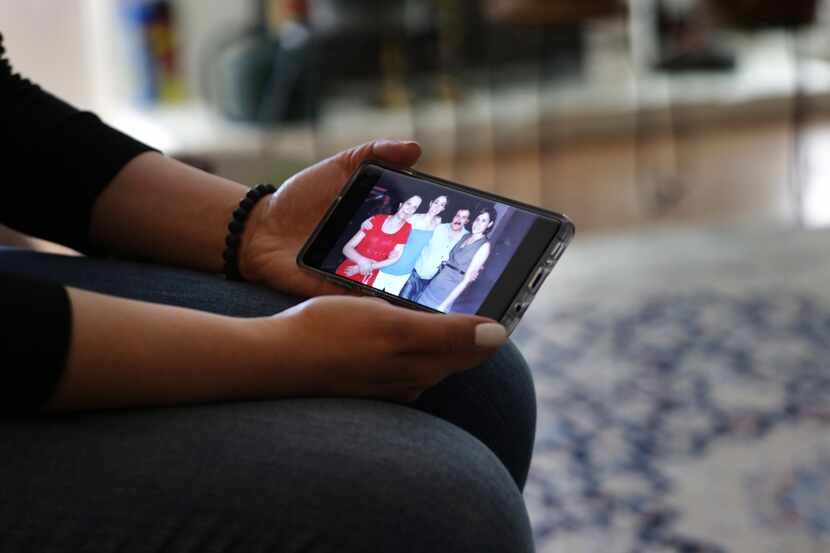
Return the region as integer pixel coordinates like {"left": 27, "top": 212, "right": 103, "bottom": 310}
{"left": 222, "top": 183, "right": 277, "bottom": 281}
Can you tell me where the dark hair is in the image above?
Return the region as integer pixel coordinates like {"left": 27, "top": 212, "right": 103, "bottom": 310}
{"left": 475, "top": 206, "right": 498, "bottom": 236}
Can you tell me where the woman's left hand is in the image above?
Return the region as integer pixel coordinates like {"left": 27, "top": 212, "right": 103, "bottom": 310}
{"left": 237, "top": 140, "right": 422, "bottom": 298}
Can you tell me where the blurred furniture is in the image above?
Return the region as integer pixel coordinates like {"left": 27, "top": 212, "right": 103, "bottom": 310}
{"left": 205, "top": 0, "right": 624, "bottom": 124}
{"left": 484, "top": 0, "right": 624, "bottom": 26}
{"left": 705, "top": 0, "right": 823, "bottom": 227}
{"left": 705, "top": 0, "right": 820, "bottom": 30}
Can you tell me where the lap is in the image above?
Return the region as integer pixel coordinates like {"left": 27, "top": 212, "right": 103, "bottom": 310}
{"left": 0, "top": 399, "right": 533, "bottom": 553}
{"left": 0, "top": 248, "right": 536, "bottom": 487}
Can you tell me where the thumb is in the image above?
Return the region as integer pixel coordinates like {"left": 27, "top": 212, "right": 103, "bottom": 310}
{"left": 334, "top": 139, "right": 422, "bottom": 175}
{"left": 401, "top": 311, "right": 508, "bottom": 356}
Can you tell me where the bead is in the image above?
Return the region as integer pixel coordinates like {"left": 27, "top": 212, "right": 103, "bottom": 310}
{"left": 228, "top": 220, "right": 244, "bottom": 234}
{"left": 223, "top": 183, "right": 276, "bottom": 281}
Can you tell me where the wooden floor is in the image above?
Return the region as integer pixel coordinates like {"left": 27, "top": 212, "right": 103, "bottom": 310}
{"left": 418, "top": 114, "right": 830, "bottom": 236}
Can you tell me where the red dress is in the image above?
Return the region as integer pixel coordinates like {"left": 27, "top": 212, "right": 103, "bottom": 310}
{"left": 336, "top": 215, "right": 412, "bottom": 286}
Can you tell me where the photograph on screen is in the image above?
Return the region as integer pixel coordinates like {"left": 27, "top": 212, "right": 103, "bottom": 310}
{"left": 320, "top": 169, "right": 537, "bottom": 314}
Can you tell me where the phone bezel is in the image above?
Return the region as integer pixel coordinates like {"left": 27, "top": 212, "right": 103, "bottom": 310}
{"left": 297, "top": 160, "right": 575, "bottom": 333}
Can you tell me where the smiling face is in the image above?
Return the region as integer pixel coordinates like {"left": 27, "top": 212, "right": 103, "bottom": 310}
{"left": 397, "top": 195, "right": 422, "bottom": 219}
{"left": 471, "top": 211, "right": 493, "bottom": 235}
{"left": 428, "top": 195, "right": 448, "bottom": 216}
{"left": 451, "top": 209, "right": 470, "bottom": 231}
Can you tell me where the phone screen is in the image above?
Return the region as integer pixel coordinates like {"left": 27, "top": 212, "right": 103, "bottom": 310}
{"left": 300, "top": 163, "right": 565, "bottom": 319}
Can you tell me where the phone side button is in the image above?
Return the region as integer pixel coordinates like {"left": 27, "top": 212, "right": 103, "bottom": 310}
{"left": 528, "top": 268, "right": 545, "bottom": 292}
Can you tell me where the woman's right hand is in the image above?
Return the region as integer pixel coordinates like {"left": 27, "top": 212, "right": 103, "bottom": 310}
{"left": 256, "top": 295, "right": 507, "bottom": 402}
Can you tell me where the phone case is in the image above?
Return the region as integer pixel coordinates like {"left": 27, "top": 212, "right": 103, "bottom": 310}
{"left": 298, "top": 160, "right": 575, "bottom": 334}
{"left": 498, "top": 218, "right": 574, "bottom": 334}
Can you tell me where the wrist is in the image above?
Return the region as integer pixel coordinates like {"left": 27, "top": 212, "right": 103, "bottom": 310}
{"left": 222, "top": 184, "right": 276, "bottom": 281}
{"left": 243, "top": 314, "right": 323, "bottom": 397}
{"left": 235, "top": 195, "right": 273, "bottom": 282}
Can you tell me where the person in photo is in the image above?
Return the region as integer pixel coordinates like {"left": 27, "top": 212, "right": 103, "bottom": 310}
{"left": 335, "top": 195, "right": 421, "bottom": 285}
{"left": 372, "top": 195, "right": 447, "bottom": 295}
{"left": 419, "top": 207, "right": 496, "bottom": 313}
{"left": 400, "top": 208, "right": 471, "bottom": 302}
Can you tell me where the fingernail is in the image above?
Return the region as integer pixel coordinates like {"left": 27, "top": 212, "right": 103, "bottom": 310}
{"left": 377, "top": 139, "right": 417, "bottom": 147}
{"left": 475, "top": 323, "right": 507, "bottom": 348}
{"left": 376, "top": 139, "right": 399, "bottom": 147}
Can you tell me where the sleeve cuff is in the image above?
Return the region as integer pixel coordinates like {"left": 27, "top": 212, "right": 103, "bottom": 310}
{"left": 0, "top": 272, "right": 71, "bottom": 412}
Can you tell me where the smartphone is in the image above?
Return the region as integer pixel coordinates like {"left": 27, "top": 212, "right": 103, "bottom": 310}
{"left": 297, "top": 161, "right": 574, "bottom": 334}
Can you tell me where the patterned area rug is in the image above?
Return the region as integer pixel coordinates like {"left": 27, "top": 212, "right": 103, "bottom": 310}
{"left": 513, "top": 224, "right": 830, "bottom": 553}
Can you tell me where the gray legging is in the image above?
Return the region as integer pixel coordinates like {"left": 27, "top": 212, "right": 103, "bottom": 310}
{"left": 0, "top": 248, "right": 536, "bottom": 553}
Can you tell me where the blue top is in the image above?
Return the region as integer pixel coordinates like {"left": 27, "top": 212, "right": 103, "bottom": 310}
{"left": 382, "top": 228, "right": 435, "bottom": 276}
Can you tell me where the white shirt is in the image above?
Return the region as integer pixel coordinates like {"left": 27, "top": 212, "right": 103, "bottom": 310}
{"left": 414, "top": 223, "right": 468, "bottom": 280}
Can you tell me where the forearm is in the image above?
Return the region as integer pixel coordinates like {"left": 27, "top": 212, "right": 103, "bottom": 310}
{"left": 372, "top": 254, "right": 402, "bottom": 270}
{"left": 441, "top": 279, "right": 470, "bottom": 308}
{"left": 89, "top": 152, "right": 249, "bottom": 272}
{"left": 48, "top": 287, "right": 279, "bottom": 411}
{"left": 343, "top": 245, "right": 370, "bottom": 265}
{"left": 440, "top": 248, "right": 488, "bottom": 309}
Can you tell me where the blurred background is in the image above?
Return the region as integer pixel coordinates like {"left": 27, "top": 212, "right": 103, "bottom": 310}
{"left": 4, "top": 2, "right": 830, "bottom": 552}
{"left": 4, "top": 0, "right": 830, "bottom": 235}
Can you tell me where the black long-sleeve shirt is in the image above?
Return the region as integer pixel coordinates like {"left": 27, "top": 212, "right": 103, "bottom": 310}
{"left": 1, "top": 33, "right": 156, "bottom": 410}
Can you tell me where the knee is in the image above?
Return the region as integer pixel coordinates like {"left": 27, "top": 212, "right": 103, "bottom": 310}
{"left": 499, "top": 339, "right": 538, "bottom": 441}
{"left": 307, "top": 415, "right": 535, "bottom": 553}
{"left": 485, "top": 339, "right": 538, "bottom": 488}
{"left": 416, "top": 339, "right": 538, "bottom": 489}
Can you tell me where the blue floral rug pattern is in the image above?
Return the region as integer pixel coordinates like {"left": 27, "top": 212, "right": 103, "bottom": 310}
{"left": 515, "top": 227, "right": 830, "bottom": 553}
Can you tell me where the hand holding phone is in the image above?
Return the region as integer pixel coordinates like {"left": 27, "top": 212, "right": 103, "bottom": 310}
{"left": 298, "top": 161, "right": 574, "bottom": 334}
{"left": 233, "top": 140, "right": 424, "bottom": 298}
